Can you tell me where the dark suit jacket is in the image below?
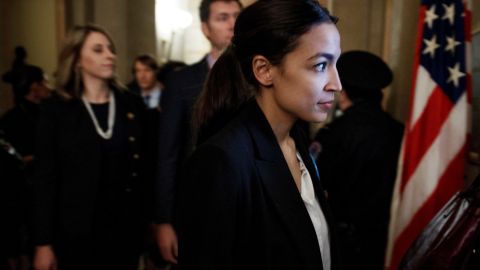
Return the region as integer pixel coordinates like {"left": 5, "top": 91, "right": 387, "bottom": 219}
{"left": 0, "top": 133, "right": 28, "bottom": 258}
{"left": 177, "top": 100, "right": 339, "bottom": 270}
{"left": 32, "top": 89, "right": 149, "bottom": 246}
{"left": 315, "top": 100, "right": 404, "bottom": 270}
{"left": 154, "top": 57, "right": 209, "bottom": 223}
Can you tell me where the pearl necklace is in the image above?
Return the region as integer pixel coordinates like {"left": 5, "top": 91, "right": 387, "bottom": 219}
{"left": 82, "top": 91, "right": 115, "bottom": 140}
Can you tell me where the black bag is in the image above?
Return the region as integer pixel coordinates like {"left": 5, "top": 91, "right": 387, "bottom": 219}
{"left": 399, "top": 174, "right": 480, "bottom": 270}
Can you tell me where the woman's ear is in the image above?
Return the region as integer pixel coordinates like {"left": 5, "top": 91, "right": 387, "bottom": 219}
{"left": 252, "top": 55, "right": 273, "bottom": 87}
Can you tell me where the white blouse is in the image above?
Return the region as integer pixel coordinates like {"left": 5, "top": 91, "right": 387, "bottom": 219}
{"left": 296, "top": 152, "right": 331, "bottom": 270}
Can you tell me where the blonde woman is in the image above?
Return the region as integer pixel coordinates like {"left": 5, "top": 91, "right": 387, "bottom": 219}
{"left": 32, "top": 25, "right": 149, "bottom": 270}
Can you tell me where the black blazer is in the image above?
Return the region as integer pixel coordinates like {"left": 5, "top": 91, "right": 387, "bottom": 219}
{"left": 315, "top": 100, "right": 403, "bottom": 270}
{"left": 154, "top": 57, "right": 209, "bottom": 223}
{"left": 32, "top": 89, "right": 148, "bottom": 246}
{"left": 177, "top": 100, "right": 339, "bottom": 270}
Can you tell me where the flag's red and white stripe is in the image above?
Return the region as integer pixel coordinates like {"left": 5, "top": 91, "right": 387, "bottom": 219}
{"left": 385, "top": 1, "right": 472, "bottom": 269}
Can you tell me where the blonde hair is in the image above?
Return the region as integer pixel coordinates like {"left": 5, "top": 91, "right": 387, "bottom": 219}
{"left": 56, "top": 24, "right": 123, "bottom": 99}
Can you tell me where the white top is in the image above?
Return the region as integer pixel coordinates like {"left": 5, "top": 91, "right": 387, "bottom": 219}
{"left": 297, "top": 152, "right": 331, "bottom": 270}
{"left": 141, "top": 86, "right": 161, "bottom": 109}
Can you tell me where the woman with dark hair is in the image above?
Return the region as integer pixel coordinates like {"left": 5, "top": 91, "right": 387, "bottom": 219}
{"left": 32, "top": 24, "right": 149, "bottom": 270}
{"left": 178, "top": 1, "right": 342, "bottom": 269}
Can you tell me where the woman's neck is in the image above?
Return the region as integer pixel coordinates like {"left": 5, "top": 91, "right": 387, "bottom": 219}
{"left": 255, "top": 94, "right": 295, "bottom": 144}
{"left": 82, "top": 76, "right": 110, "bottom": 103}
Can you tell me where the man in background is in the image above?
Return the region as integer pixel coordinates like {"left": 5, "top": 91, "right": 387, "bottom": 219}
{"left": 130, "top": 54, "right": 163, "bottom": 110}
{"left": 154, "top": 0, "right": 242, "bottom": 265}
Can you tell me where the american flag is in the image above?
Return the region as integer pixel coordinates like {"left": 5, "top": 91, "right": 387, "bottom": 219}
{"left": 385, "top": 0, "right": 472, "bottom": 269}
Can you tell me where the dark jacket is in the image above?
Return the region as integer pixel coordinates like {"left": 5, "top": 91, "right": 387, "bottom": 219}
{"left": 315, "top": 100, "right": 404, "bottom": 270}
{"left": 154, "top": 57, "right": 209, "bottom": 223}
{"left": 177, "top": 100, "right": 339, "bottom": 270}
{"left": 0, "top": 99, "right": 40, "bottom": 157}
{"left": 0, "top": 133, "right": 28, "bottom": 258}
{"left": 32, "top": 89, "right": 149, "bottom": 246}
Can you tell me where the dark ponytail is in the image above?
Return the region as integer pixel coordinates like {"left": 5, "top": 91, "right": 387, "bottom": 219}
{"left": 193, "top": 46, "right": 253, "bottom": 144}
{"left": 193, "top": 0, "right": 337, "bottom": 144}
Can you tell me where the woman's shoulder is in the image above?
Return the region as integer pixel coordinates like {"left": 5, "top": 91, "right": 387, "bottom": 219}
{"left": 194, "top": 101, "right": 260, "bottom": 162}
{"left": 189, "top": 127, "right": 254, "bottom": 182}
{"left": 114, "top": 87, "right": 145, "bottom": 111}
{"left": 41, "top": 91, "right": 79, "bottom": 111}
{"left": 192, "top": 124, "right": 251, "bottom": 170}
{"left": 205, "top": 116, "right": 251, "bottom": 150}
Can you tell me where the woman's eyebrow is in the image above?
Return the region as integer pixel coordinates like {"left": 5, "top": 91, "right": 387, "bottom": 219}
{"left": 308, "top": 52, "right": 334, "bottom": 61}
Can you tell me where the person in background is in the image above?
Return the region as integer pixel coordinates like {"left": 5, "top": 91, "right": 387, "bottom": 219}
{"left": 2, "top": 46, "right": 34, "bottom": 105}
{"left": 0, "top": 65, "right": 50, "bottom": 270}
{"left": 129, "top": 56, "right": 186, "bottom": 270}
{"left": 156, "top": 61, "right": 186, "bottom": 92}
{"left": 178, "top": 0, "right": 342, "bottom": 269}
{"left": 130, "top": 54, "right": 162, "bottom": 110}
{"left": 1, "top": 65, "right": 50, "bottom": 168}
{"left": 313, "top": 50, "right": 404, "bottom": 270}
{"left": 153, "top": 0, "right": 242, "bottom": 265}
{"left": 2, "top": 46, "right": 28, "bottom": 82}
{"left": 129, "top": 55, "right": 186, "bottom": 111}
{"left": 128, "top": 54, "right": 165, "bottom": 270}
{"left": 32, "top": 24, "right": 149, "bottom": 270}
{"left": 0, "top": 131, "right": 29, "bottom": 270}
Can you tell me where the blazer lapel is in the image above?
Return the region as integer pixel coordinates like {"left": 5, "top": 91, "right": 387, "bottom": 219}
{"left": 292, "top": 126, "right": 328, "bottom": 208}
{"left": 292, "top": 125, "right": 340, "bottom": 270}
{"left": 245, "top": 102, "right": 323, "bottom": 269}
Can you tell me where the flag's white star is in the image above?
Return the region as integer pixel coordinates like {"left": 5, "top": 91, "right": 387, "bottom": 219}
{"left": 447, "top": 63, "right": 465, "bottom": 87}
{"left": 423, "top": 35, "right": 440, "bottom": 58}
{"left": 445, "top": 36, "right": 461, "bottom": 54}
{"left": 442, "top": 4, "right": 455, "bottom": 25}
{"left": 425, "top": 5, "right": 438, "bottom": 28}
